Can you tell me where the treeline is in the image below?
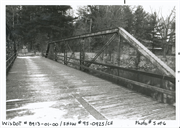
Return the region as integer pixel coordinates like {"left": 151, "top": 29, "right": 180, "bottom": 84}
{"left": 6, "top": 5, "right": 75, "bottom": 53}
{"left": 6, "top": 5, "right": 175, "bottom": 57}
{"left": 74, "top": 5, "right": 175, "bottom": 57}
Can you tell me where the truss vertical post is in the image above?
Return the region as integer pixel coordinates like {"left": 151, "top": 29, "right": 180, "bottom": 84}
{"left": 135, "top": 52, "right": 140, "bottom": 69}
{"left": 54, "top": 43, "right": 57, "bottom": 61}
{"left": 135, "top": 52, "right": 140, "bottom": 82}
{"left": 117, "top": 36, "right": 121, "bottom": 77}
{"left": 162, "top": 79, "right": 169, "bottom": 104}
{"left": 14, "top": 41, "right": 17, "bottom": 57}
{"left": 80, "top": 39, "right": 85, "bottom": 70}
{"left": 64, "top": 43, "right": 67, "bottom": 65}
{"left": 45, "top": 43, "right": 50, "bottom": 58}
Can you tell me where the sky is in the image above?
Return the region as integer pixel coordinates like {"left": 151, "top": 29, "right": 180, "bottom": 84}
{"left": 143, "top": 5, "right": 175, "bottom": 18}
{"left": 71, "top": 5, "right": 176, "bottom": 18}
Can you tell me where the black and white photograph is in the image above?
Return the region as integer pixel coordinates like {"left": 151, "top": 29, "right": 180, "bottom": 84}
{"left": 1, "top": 0, "right": 179, "bottom": 127}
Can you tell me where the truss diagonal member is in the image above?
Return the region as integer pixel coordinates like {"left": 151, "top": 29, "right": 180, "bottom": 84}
{"left": 67, "top": 52, "right": 75, "bottom": 62}
{"left": 86, "top": 33, "right": 117, "bottom": 67}
{"left": 67, "top": 41, "right": 81, "bottom": 63}
{"left": 118, "top": 27, "right": 175, "bottom": 77}
{"left": 67, "top": 43, "right": 72, "bottom": 53}
{"left": 66, "top": 42, "right": 73, "bottom": 62}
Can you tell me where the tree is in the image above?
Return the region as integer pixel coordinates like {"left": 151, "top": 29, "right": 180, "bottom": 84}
{"left": 133, "top": 6, "right": 150, "bottom": 40}
{"left": 74, "top": 6, "right": 91, "bottom": 35}
{"left": 122, "top": 6, "right": 134, "bottom": 33}
{"left": 6, "top": 6, "right": 21, "bottom": 58}
{"left": 156, "top": 7, "right": 175, "bottom": 58}
{"left": 6, "top": 5, "right": 76, "bottom": 53}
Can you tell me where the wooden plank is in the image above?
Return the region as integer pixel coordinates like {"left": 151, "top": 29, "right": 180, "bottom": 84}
{"left": 118, "top": 103, "right": 170, "bottom": 118}
{"left": 104, "top": 103, "right": 171, "bottom": 119}
{"left": 84, "top": 92, "right": 136, "bottom": 102}
{"left": 97, "top": 100, "right": 158, "bottom": 113}
{"left": 139, "top": 107, "right": 175, "bottom": 120}
{"left": 151, "top": 111, "right": 175, "bottom": 120}
{"left": 161, "top": 114, "right": 176, "bottom": 120}
{"left": 103, "top": 101, "right": 160, "bottom": 116}
{"left": 90, "top": 94, "right": 151, "bottom": 108}
{"left": 118, "top": 27, "right": 175, "bottom": 77}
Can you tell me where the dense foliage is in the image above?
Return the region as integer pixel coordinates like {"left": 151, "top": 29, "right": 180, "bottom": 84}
{"left": 6, "top": 5, "right": 75, "bottom": 53}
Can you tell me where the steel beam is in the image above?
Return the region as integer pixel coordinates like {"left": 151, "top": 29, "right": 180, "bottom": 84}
{"left": 49, "top": 28, "right": 118, "bottom": 44}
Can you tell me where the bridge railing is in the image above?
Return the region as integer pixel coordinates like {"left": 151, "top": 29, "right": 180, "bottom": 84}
{"left": 6, "top": 41, "right": 17, "bottom": 74}
{"left": 45, "top": 27, "right": 175, "bottom": 105}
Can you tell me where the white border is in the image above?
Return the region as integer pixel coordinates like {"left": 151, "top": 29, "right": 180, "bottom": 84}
{"left": 1, "top": 0, "right": 179, "bottom": 128}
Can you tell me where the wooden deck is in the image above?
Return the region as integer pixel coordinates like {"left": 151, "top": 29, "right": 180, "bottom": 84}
{"left": 6, "top": 56, "right": 175, "bottom": 120}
